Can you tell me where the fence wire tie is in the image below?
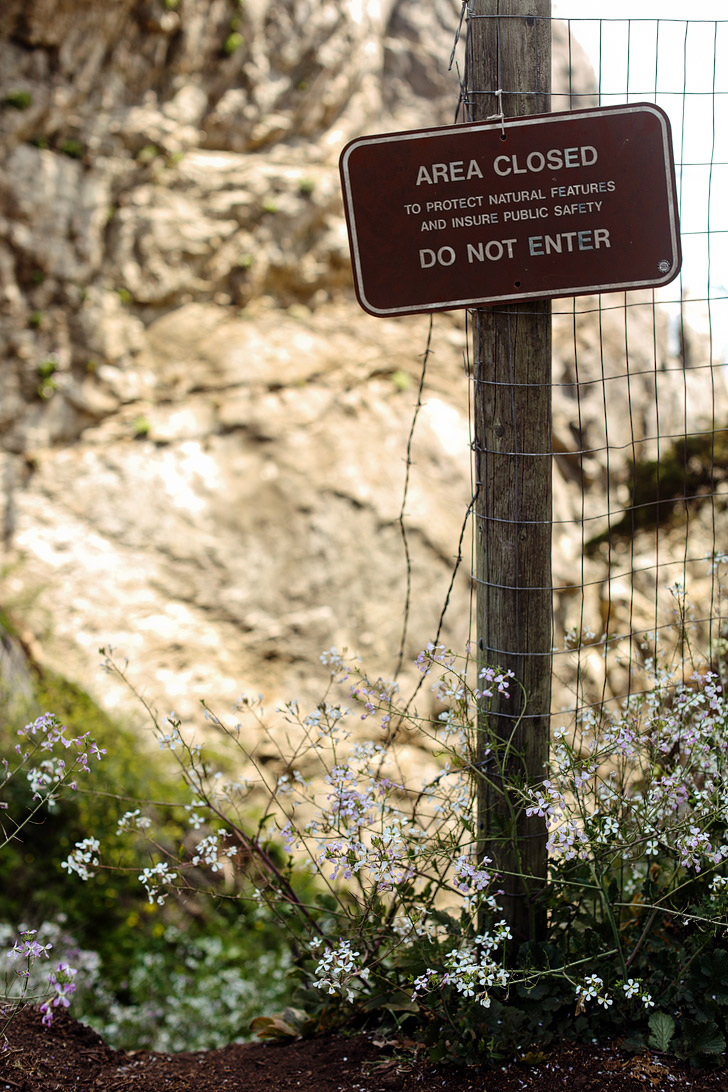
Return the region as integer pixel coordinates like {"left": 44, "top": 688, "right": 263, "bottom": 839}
{"left": 486, "top": 89, "right": 507, "bottom": 137}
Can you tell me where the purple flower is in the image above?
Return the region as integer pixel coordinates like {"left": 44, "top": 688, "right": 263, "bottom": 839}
{"left": 6, "top": 931, "right": 52, "bottom": 962}
{"left": 35, "top": 962, "right": 77, "bottom": 1027}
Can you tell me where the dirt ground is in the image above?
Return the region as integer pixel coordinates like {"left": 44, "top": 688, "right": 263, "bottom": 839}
{"left": 2, "top": 1009, "right": 728, "bottom": 1092}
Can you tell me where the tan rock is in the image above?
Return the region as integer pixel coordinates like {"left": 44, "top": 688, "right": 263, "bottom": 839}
{"left": 0, "top": 2, "right": 722, "bottom": 766}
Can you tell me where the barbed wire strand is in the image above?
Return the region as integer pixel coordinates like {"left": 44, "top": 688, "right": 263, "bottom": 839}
{"left": 391, "top": 13, "right": 725, "bottom": 739}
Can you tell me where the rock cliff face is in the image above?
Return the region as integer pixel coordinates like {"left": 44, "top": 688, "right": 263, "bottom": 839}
{"left": 0, "top": 1, "right": 722, "bottom": 726}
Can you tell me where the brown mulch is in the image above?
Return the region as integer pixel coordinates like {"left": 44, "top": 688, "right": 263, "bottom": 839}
{"left": 2, "top": 1008, "right": 727, "bottom": 1092}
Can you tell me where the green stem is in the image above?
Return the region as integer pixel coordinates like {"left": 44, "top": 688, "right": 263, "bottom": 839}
{"left": 665, "top": 935, "right": 711, "bottom": 994}
{"left": 591, "top": 859, "right": 628, "bottom": 979}
{"left": 624, "top": 907, "right": 659, "bottom": 971}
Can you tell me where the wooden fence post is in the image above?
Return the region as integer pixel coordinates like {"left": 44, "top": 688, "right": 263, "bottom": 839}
{"left": 469, "top": 0, "right": 552, "bottom": 943}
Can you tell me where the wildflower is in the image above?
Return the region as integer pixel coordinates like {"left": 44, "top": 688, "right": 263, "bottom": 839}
{"left": 320, "top": 647, "right": 351, "bottom": 681}
{"left": 676, "top": 826, "right": 715, "bottom": 872}
{"left": 280, "top": 821, "right": 300, "bottom": 853}
{"left": 159, "top": 724, "right": 182, "bottom": 750}
{"left": 575, "top": 974, "right": 611, "bottom": 1009}
{"left": 439, "top": 932, "right": 511, "bottom": 1008}
{"left": 411, "top": 968, "right": 440, "bottom": 1001}
{"left": 6, "top": 930, "right": 52, "bottom": 963}
{"left": 312, "top": 939, "right": 370, "bottom": 1002}
{"left": 138, "top": 861, "right": 178, "bottom": 905}
{"left": 61, "top": 838, "right": 101, "bottom": 881}
{"left": 546, "top": 817, "right": 589, "bottom": 861}
{"left": 39, "top": 962, "right": 77, "bottom": 1027}
{"left": 191, "top": 834, "right": 236, "bottom": 872}
{"left": 116, "top": 809, "right": 152, "bottom": 834}
{"left": 453, "top": 855, "right": 492, "bottom": 896}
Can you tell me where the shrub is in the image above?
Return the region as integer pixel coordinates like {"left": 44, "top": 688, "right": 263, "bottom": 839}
{"left": 8, "top": 571, "right": 728, "bottom": 1064}
{"left": 0, "top": 664, "right": 293, "bottom": 1046}
{"left": 80, "top": 613, "right": 728, "bottom": 1065}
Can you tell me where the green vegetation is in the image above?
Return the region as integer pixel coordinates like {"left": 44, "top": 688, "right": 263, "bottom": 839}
{"left": 132, "top": 415, "right": 151, "bottom": 439}
{"left": 136, "top": 144, "right": 160, "bottom": 165}
{"left": 628, "top": 428, "right": 728, "bottom": 527}
{"left": 587, "top": 427, "right": 728, "bottom": 551}
{"left": 55, "top": 628, "right": 725, "bottom": 1068}
{"left": 1, "top": 652, "right": 294, "bottom": 1048}
{"left": 6, "top": 570, "right": 728, "bottom": 1062}
{"left": 4, "top": 90, "right": 32, "bottom": 110}
{"left": 36, "top": 359, "right": 57, "bottom": 400}
{"left": 59, "top": 139, "right": 85, "bottom": 160}
{"left": 222, "top": 31, "right": 244, "bottom": 55}
{"left": 390, "top": 369, "right": 413, "bottom": 392}
{"left": 1, "top": 667, "right": 182, "bottom": 978}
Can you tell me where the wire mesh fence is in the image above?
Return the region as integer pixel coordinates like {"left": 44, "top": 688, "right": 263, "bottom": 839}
{"left": 419, "top": 10, "right": 728, "bottom": 734}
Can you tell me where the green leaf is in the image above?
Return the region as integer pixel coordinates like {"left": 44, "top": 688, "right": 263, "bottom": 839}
{"left": 429, "top": 907, "right": 460, "bottom": 934}
{"left": 250, "top": 1007, "right": 315, "bottom": 1040}
{"left": 314, "top": 892, "right": 338, "bottom": 912}
{"left": 516, "top": 978, "right": 551, "bottom": 1001}
{"left": 700, "top": 949, "right": 728, "bottom": 987}
{"left": 620, "top": 1031, "right": 647, "bottom": 1053}
{"left": 429, "top": 1040, "right": 447, "bottom": 1063}
{"left": 648, "top": 1012, "right": 676, "bottom": 1052}
{"left": 679, "top": 1019, "right": 726, "bottom": 1057}
{"left": 360, "top": 987, "right": 418, "bottom": 1014}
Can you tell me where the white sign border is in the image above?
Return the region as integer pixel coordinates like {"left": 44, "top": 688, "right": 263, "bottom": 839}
{"left": 340, "top": 103, "right": 681, "bottom": 317}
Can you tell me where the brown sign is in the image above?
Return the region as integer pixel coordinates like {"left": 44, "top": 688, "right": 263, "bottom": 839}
{"left": 339, "top": 104, "right": 681, "bottom": 317}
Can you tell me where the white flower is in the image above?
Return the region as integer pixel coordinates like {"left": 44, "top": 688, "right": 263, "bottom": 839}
{"left": 575, "top": 974, "right": 610, "bottom": 1008}
{"left": 61, "top": 838, "right": 101, "bottom": 881}
{"left": 116, "top": 809, "right": 152, "bottom": 835}
{"left": 138, "top": 862, "right": 178, "bottom": 905}
{"left": 311, "top": 939, "right": 369, "bottom": 1001}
